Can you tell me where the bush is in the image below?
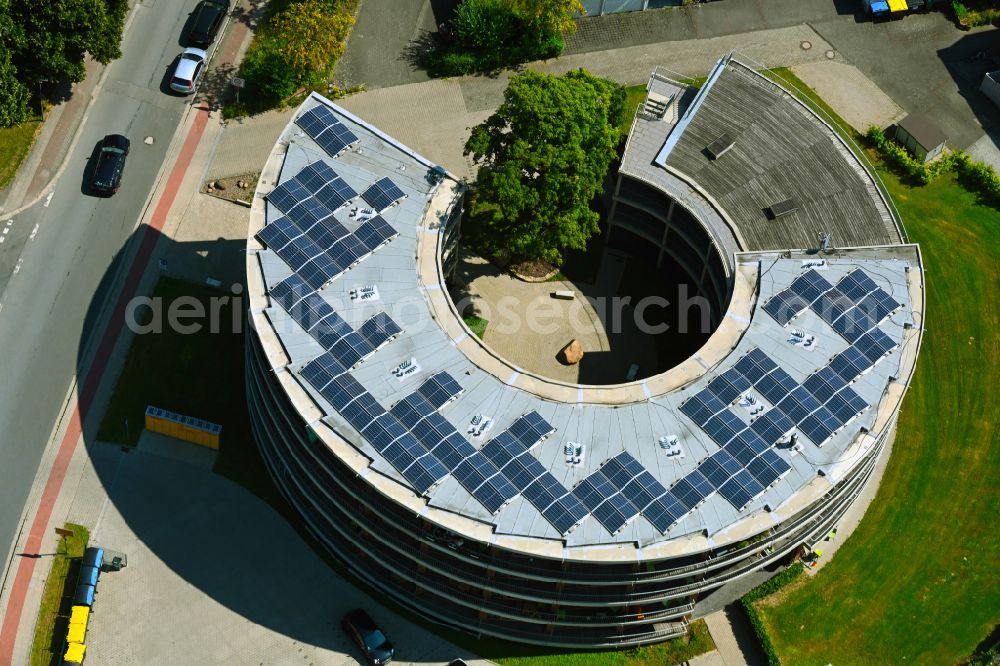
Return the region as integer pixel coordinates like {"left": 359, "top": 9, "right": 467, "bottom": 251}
{"left": 740, "top": 562, "right": 805, "bottom": 666}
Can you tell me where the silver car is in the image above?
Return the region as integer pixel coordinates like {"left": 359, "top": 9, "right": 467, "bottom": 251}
{"left": 170, "top": 47, "right": 208, "bottom": 94}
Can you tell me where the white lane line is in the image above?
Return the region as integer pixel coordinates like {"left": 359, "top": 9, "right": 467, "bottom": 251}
{"left": 29, "top": 224, "right": 39, "bottom": 241}
{"left": 13, "top": 258, "right": 23, "bottom": 275}
{"left": 43, "top": 192, "right": 54, "bottom": 208}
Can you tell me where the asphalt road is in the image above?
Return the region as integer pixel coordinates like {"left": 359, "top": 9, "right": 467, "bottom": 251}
{"left": 0, "top": 0, "right": 204, "bottom": 570}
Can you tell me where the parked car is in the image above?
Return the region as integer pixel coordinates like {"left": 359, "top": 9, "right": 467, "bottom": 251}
{"left": 90, "top": 134, "right": 130, "bottom": 195}
{"left": 187, "top": 0, "right": 230, "bottom": 47}
{"left": 341, "top": 608, "right": 394, "bottom": 665}
{"left": 170, "top": 48, "right": 208, "bottom": 95}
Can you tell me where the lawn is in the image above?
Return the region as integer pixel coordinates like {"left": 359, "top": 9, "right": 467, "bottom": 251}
{"left": 29, "top": 523, "right": 89, "bottom": 666}
{"left": 620, "top": 84, "right": 648, "bottom": 136}
{"left": 463, "top": 314, "right": 488, "bottom": 339}
{"left": 0, "top": 117, "right": 41, "bottom": 190}
{"left": 758, "top": 167, "right": 1000, "bottom": 663}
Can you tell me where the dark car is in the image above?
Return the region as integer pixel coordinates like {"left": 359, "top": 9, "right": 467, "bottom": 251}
{"left": 90, "top": 134, "right": 130, "bottom": 195}
{"left": 341, "top": 608, "right": 394, "bottom": 665}
{"left": 187, "top": 0, "right": 229, "bottom": 48}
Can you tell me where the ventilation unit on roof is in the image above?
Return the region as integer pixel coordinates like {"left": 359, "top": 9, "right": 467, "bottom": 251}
{"left": 643, "top": 92, "right": 673, "bottom": 120}
{"left": 766, "top": 199, "right": 799, "bottom": 219}
{"left": 705, "top": 132, "right": 735, "bottom": 160}
{"left": 392, "top": 358, "right": 421, "bottom": 380}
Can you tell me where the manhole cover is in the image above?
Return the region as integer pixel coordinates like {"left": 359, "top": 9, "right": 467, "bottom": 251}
{"left": 801, "top": 41, "right": 812, "bottom": 50}
{"left": 825, "top": 49, "right": 836, "bottom": 60}
{"left": 144, "top": 136, "right": 155, "bottom": 145}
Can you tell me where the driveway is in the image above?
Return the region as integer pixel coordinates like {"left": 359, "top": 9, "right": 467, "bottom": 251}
{"left": 81, "top": 441, "right": 489, "bottom": 665}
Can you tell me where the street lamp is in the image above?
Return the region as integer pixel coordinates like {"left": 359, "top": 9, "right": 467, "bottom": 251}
{"left": 38, "top": 76, "right": 49, "bottom": 116}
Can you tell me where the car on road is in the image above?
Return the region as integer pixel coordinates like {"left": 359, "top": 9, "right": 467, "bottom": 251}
{"left": 187, "top": 0, "right": 230, "bottom": 48}
{"left": 90, "top": 134, "right": 130, "bottom": 195}
{"left": 341, "top": 608, "right": 394, "bottom": 665}
{"left": 169, "top": 48, "right": 208, "bottom": 95}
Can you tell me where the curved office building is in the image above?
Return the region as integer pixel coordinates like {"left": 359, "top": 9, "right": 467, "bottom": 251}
{"left": 245, "top": 55, "right": 925, "bottom": 648}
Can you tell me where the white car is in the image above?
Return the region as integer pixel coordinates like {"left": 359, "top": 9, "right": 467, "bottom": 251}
{"left": 170, "top": 47, "right": 208, "bottom": 94}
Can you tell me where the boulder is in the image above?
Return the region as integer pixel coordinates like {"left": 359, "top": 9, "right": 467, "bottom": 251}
{"left": 558, "top": 339, "right": 584, "bottom": 365}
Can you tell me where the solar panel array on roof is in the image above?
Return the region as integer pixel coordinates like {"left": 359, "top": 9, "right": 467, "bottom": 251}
{"left": 259, "top": 162, "right": 399, "bottom": 288}
{"left": 574, "top": 470, "right": 640, "bottom": 535}
{"left": 296, "top": 104, "right": 360, "bottom": 157}
{"left": 600, "top": 452, "right": 687, "bottom": 533}
{"left": 481, "top": 414, "right": 588, "bottom": 535}
{"left": 361, "top": 176, "right": 407, "bottom": 211}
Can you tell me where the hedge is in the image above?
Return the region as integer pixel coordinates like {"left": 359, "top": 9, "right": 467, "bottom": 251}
{"left": 865, "top": 126, "right": 1000, "bottom": 205}
{"left": 740, "top": 562, "right": 805, "bottom": 666}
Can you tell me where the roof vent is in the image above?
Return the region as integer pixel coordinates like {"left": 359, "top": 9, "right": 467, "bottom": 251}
{"left": 766, "top": 199, "right": 798, "bottom": 219}
{"left": 705, "top": 133, "right": 735, "bottom": 160}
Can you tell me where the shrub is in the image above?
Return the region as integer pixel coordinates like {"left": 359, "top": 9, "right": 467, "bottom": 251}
{"left": 454, "top": 0, "right": 519, "bottom": 58}
{"left": 740, "top": 562, "right": 805, "bottom": 666}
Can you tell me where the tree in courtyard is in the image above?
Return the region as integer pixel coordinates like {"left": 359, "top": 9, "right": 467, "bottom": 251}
{"left": 464, "top": 68, "right": 625, "bottom": 266}
{"left": 7, "top": 0, "right": 129, "bottom": 84}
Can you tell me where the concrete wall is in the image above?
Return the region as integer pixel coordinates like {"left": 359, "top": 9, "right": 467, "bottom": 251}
{"left": 981, "top": 72, "right": 1000, "bottom": 110}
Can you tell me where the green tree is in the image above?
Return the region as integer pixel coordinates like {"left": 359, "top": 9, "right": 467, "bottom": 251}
{"left": 509, "top": 0, "right": 584, "bottom": 35}
{"left": 464, "top": 69, "right": 625, "bottom": 265}
{"left": 7, "top": 0, "right": 128, "bottom": 83}
{"left": 0, "top": 45, "right": 30, "bottom": 127}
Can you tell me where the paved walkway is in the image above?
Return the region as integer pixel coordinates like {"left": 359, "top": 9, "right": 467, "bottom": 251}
{"left": 791, "top": 60, "right": 904, "bottom": 132}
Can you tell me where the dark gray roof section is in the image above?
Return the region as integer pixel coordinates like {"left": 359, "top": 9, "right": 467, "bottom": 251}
{"left": 658, "top": 58, "right": 902, "bottom": 252}
{"left": 897, "top": 112, "right": 947, "bottom": 151}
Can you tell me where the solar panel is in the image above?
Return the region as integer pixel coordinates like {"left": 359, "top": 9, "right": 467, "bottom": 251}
{"left": 703, "top": 410, "right": 745, "bottom": 446}
{"left": 314, "top": 176, "right": 358, "bottom": 212}
{"left": 358, "top": 312, "right": 402, "bottom": 348}
{"left": 508, "top": 411, "right": 555, "bottom": 448}
{"left": 718, "top": 469, "right": 765, "bottom": 510}
{"left": 670, "top": 470, "right": 714, "bottom": 510}
{"left": 498, "top": 451, "right": 547, "bottom": 489}
{"left": 329, "top": 331, "right": 374, "bottom": 368}
{"left": 789, "top": 270, "right": 833, "bottom": 303}
{"left": 278, "top": 242, "right": 341, "bottom": 290}
{"left": 803, "top": 367, "right": 848, "bottom": 403}
{"left": 601, "top": 452, "right": 644, "bottom": 489}
{"left": 763, "top": 290, "right": 809, "bottom": 326}
{"left": 286, "top": 197, "right": 333, "bottom": 231}
{"left": 481, "top": 430, "right": 525, "bottom": 466}
{"left": 522, "top": 473, "right": 568, "bottom": 513}
{"left": 699, "top": 450, "right": 742, "bottom": 488}
{"left": 641, "top": 493, "right": 688, "bottom": 533}
{"left": 340, "top": 392, "right": 385, "bottom": 431}
{"left": 832, "top": 307, "right": 876, "bottom": 343}
{"left": 707, "top": 367, "right": 752, "bottom": 404}
{"left": 411, "top": 373, "right": 459, "bottom": 411}
{"left": 329, "top": 234, "right": 368, "bottom": 269}
{"left": 838, "top": 269, "right": 879, "bottom": 301}
{"left": 724, "top": 430, "right": 770, "bottom": 466}
{"left": 399, "top": 455, "right": 448, "bottom": 495}
{"left": 756, "top": 368, "right": 798, "bottom": 405}
{"left": 354, "top": 216, "right": 398, "bottom": 252}
{"left": 813, "top": 288, "right": 854, "bottom": 325}
{"left": 746, "top": 448, "right": 790, "bottom": 487}
{"left": 314, "top": 124, "right": 359, "bottom": 158}
{"left": 300, "top": 352, "right": 348, "bottom": 393}
{"left": 749, "top": 408, "right": 794, "bottom": 444}
{"left": 452, "top": 453, "right": 502, "bottom": 494}
{"left": 471, "top": 474, "right": 519, "bottom": 514}
{"left": 411, "top": 413, "right": 453, "bottom": 449}
{"left": 428, "top": 431, "right": 476, "bottom": 468}
{"left": 361, "top": 176, "right": 406, "bottom": 211}
{"left": 829, "top": 345, "right": 871, "bottom": 383}
{"left": 390, "top": 392, "right": 435, "bottom": 427}
{"left": 295, "top": 106, "right": 330, "bottom": 137}
{"left": 574, "top": 471, "right": 640, "bottom": 535}
{"left": 733, "top": 348, "right": 779, "bottom": 383}
{"left": 257, "top": 217, "right": 299, "bottom": 251}
{"left": 269, "top": 274, "right": 311, "bottom": 311}
{"left": 799, "top": 405, "right": 841, "bottom": 445}
{"left": 289, "top": 292, "right": 335, "bottom": 332}
{"left": 680, "top": 389, "right": 726, "bottom": 427}
{"left": 362, "top": 413, "right": 408, "bottom": 450}
{"left": 319, "top": 372, "right": 366, "bottom": 411}
{"left": 540, "top": 495, "right": 588, "bottom": 535}
{"left": 776, "top": 386, "right": 822, "bottom": 423}
{"left": 857, "top": 288, "right": 901, "bottom": 323}
{"left": 855, "top": 329, "right": 897, "bottom": 363}
{"left": 267, "top": 178, "right": 313, "bottom": 215}
{"left": 313, "top": 312, "right": 355, "bottom": 349}
{"left": 825, "top": 387, "right": 868, "bottom": 423}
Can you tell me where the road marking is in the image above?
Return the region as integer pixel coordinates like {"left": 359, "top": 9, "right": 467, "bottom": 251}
{"left": 12, "top": 259, "right": 22, "bottom": 274}
{"left": 29, "top": 224, "right": 39, "bottom": 241}
{"left": 43, "top": 192, "right": 54, "bottom": 208}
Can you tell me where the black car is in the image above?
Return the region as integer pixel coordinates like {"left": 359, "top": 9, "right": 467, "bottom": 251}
{"left": 341, "top": 608, "right": 394, "bottom": 665}
{"left": 187, "top": 0, "right": 229, "bottom": 48}
{"left": 90, "top": 134, "right": 130, "bottom": 195}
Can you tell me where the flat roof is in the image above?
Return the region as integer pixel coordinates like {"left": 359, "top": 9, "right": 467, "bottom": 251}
{"left": 897, "top": 112, "right": 947, "bottom": 150}
{"left": 246, "top": 87, "right": 924, "bottom": 558}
